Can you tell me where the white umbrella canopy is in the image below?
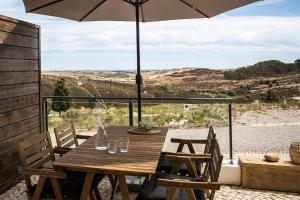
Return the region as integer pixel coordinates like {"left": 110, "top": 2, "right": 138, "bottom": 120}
{"left": 22, "top": 0, "right": 259, "bottom": 123}
{"left": 23, "top": 0, "right": 258, "bottom": 22}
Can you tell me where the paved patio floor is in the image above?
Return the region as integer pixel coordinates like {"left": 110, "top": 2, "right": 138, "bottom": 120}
{"left": 1, "top": 176, "right": 300, "bottom": 200}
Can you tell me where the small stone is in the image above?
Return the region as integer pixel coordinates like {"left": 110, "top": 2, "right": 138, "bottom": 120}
{"left": 264, "top": 153, "right": 280, "bottom": 162}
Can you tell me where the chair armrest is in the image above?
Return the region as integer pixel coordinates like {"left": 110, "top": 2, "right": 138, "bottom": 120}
{"left": 18, "top": 167, "right": 67, "bottom": 179}
{"left": 157, "top": 178, "right": 221, "bottom": 190}
{"left": 171, "top": 138, "right": 207, "bottom": 144}
{"left": 53, "top": 147, "right": 72, "bottom": 155}
{"left": 76, "top": 134, "right": 91, "bottom": 140}
{"left": 165, "top": 154, "right": 212, "bottom": 162}
{"left": 165, "top": 152, "right": 211, "bottom": 157}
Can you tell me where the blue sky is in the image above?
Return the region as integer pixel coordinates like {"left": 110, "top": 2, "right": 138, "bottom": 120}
{"left": 1, "top": 0, "right": 300, "bottom": 71}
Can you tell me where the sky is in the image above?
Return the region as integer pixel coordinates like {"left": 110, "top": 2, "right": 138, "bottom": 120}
{"left": 1, "top": 0, "right": 300, "bottom": 71}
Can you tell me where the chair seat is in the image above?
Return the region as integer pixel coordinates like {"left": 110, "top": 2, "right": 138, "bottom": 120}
{"left": 136, "top": 173, "right": 205, "bottom": 200}
{"left": 30, "top": 172, "right": 104, "bottom": 199}
{"left": 157, "top": 152, "right": 202, "bottom": 176}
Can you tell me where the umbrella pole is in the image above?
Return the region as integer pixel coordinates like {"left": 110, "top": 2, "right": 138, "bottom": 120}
{"left": 135, "top": 4, "right": 142, "bottom": 123}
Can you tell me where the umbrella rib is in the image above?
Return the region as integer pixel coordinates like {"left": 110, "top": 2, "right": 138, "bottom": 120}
{"left": 140, "top": 5, "right": 146, "bottom": 22}
{"left": 123, "top": 0, "right": 135, "bottom": 6}
{"left": 141, "top": 0, "right": 150, "bottom": 5}
{"left": 178, "top": 0, "right": 210, "bottom": 18}
{"left": 28, "top": 0, "right": 64, "bottom": 12}
{"left": 79, "top": 0, "right": 107, "bottom": 22}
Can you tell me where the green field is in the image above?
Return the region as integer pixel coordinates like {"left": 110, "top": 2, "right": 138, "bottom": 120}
{"left": 47, "top": 101, "right": 300, "bottom": 132}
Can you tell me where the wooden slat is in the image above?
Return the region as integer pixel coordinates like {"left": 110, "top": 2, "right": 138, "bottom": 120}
{"left": 0, "top": 116, "right": 40, "bottom": 142}
{"left": 26, "top": 148, "right": 50, "bottom": 166}
{"left": 0, "top": 45, "right": 38, "bottom": 59}
{"left": 0, "top": 58, "right": 38, "bottom": 72}
{"left": 24, "top": 140, "right": 49, "bottom": 157}
{"left": 0, "top": 71, "right": 39, "bottom": 86}
{"left": 0, "top": 150, "right": 19, "bottom": 171}
{"left": 22, "top": 133, "right": 48, "bottom": 149}
{"left": 0, "top": 31, "right": 38, "bottom": 48}
{"left": 0, "top": 167, "right": 21, "bottom": 194}
{"left": 62, "top": 139, "right": 76, "bottom": 148}
{"left": 0, "top": 44, "right": 38, "bottom": 60}
{"left": 29, "top": 156, "right": 52, "bottom": 169}
{"left": 0, "top": 16, "right": 39, "bottom": 37}
{"left": 57, "top": 127, "right": 73, "bottom": 139}
{"left": 60, "top": 133, "right": 75, "bottom": 146}
{"left": 0, "top": 127, "right": 40, "bottom": 155}
{"left": 0, "top": 105, "right": 39, "bottom": 128}
{"left": 0, "top": 83, "right": 39, "bottom": 100}
{"left": 0, "top": 94, "right": 39, "bottom": 114}
{"left": 0, "top": 162, "right": 19, "bottom": 188}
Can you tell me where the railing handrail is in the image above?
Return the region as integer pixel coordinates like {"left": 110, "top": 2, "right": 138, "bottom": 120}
{"left": 42, "top": 96, "right": 232, "bottom": 102}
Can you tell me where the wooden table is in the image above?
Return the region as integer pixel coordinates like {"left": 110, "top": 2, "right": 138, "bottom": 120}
{"left": 239, "top": 156, "right": 300, "bottom": 193}
{"left": 54, "top": 126, "right": 168, "bottom": 200}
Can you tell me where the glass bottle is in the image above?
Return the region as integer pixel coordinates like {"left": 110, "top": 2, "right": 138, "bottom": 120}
{"left": 95, "top": 123, "right": 108, "bottom": 151}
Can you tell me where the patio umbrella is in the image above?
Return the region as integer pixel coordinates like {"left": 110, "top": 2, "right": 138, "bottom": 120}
{"left": 22, "top": 0, "right": 258, "bottom": 123}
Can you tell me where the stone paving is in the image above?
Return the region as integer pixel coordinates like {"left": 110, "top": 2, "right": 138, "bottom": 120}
{"left": 1, "top": 176, "right": 300, "bottom": 200}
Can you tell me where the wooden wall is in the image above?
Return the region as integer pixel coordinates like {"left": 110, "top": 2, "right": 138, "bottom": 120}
{"left": 0, "top": 15, "right": 41, "bottom": 193}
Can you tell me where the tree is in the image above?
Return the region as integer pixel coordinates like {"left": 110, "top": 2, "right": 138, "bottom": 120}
{"left": 52, "top": 78, "right": 71, "bottom": 116}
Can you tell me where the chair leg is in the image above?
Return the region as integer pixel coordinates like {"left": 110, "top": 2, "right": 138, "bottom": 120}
{"left": 89, "top": 192, "right": 96, "bottom": 200}
{"left": 108, "top": 175, "right": 115, "bottom": 187}
{"left": 167, "top": 187, "right": 177, "bottom": 200}
{"left": 50, "top": 178, "right": 64, "bottom": 200}
{"left": 185, "top": 188, "right": 196, "bottom": 200}
{"left": 32, "top": 176, "right": 46, "bottom": 200}
{"left": 110, "top": 176, "right": 118, "bottom": 200}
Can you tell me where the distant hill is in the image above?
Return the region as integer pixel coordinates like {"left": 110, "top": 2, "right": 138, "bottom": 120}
{"left": 224, "top": 60, "right": 300, "bottom": 80}
{"left": 42, "top": 59, "right": 300, "bottom": 103}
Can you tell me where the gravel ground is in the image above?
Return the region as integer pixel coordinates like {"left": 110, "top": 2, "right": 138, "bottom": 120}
{"left": 1, "top": 177, "right": 300, "bottom": 200}
{"left": 165, "top": 124, "right": 300, "bottom": 156}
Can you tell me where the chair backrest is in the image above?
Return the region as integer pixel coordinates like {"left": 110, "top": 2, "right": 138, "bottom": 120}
{"left": 207, "top": 140, "right": 223, "bottom": 200}
{"left": 18, "top": 132, "right": 54, "bottom": 196}
{"left": 54, "top": 121, "right": 78, "bottom": 148}
{"left": 18, "top": 132, "right": 54, "bottom": 169}
{"left": 204, "top": 126, "right": 216, "bottom": 154}
{"left": 208, "top": 140, "right": 223, "bottom": 182}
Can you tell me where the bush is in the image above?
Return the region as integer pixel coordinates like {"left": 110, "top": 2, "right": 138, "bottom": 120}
{"left": 264, "top": 90, "right": 278, "bottom": 102}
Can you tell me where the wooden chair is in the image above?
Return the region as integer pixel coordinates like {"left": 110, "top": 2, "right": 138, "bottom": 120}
{"left": 53, "top": 121, "right": 90, "bottom": 153}
{"left": 136, "top": 140, "right": 223, "bottom": 200}
{"left": 18, "top": 132, "right": 103, "bottom": 200}
{"left": 54, "top": 121, "right": 115, "bottom": 196}
{"left": 157, "top": 126, "right": 216, "bottom": 176}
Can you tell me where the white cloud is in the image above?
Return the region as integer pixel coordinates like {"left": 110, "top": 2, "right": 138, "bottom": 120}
{"left": 1, "top": 0, "right": 299, "bottom": 69}
{"left": 36, "top": 16, "right": 300, "bottom": 55}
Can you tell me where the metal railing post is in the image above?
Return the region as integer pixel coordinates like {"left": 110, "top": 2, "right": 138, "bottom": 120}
{"left": 41, "top": 97, "right": 45, "bottom": 132}
{"left": 229, "top": 101, "right": 233, "bottom": 163}
{"left": 129, "top": 100, "right": 133, "bottom": 126}
{"left": 45, "top": 98, "right": 49, "bottom": 132}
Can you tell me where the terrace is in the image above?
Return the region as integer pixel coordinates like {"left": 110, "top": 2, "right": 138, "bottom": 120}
{"left": 1, "top": 14, "right": 300, "bottom": 200}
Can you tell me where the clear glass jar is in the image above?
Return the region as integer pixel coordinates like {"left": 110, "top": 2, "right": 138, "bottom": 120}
{"left": 95, "top": 125, "right": 108, "bottom": 151}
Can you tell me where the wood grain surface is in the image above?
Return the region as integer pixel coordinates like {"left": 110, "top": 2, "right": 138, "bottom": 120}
{"left": 54, "top": 126, "right": 168, "bottom": 176}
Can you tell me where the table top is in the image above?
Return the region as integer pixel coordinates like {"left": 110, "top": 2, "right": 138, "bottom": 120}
{"left": 54, "top": 126, "right": 168, "bottom": 176}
